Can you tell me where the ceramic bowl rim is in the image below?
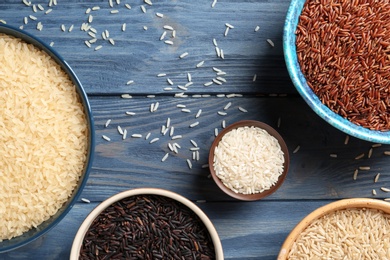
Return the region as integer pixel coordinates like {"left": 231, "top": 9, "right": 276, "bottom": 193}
{"left": 70, "top": 188, "right": 224, "bottom": 260}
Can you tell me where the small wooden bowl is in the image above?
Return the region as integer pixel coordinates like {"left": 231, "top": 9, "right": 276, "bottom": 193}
{"left": 208, "top": 120, "right": 290, "bottom": 201}
{"left": 277, "top": 198, "right": 390, "bottom": 259}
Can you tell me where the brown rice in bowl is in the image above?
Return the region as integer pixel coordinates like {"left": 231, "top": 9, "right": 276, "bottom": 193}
{"left": 278, "top": 198, "right": 390, "bottom": 259}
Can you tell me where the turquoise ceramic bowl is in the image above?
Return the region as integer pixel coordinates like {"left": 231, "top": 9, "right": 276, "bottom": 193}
{"left": 0, "top": 24, "right": 95, "bottom": 252}
{"left": 283, "top": 0, "right": 390, "bottom": 144}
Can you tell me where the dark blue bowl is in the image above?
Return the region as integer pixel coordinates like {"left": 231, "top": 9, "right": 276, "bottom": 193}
{"left": 283, "top": 0, "right": 390, "bottom": 144}
{"left": 0, "top": 24, "right": 95, "bottom": 252}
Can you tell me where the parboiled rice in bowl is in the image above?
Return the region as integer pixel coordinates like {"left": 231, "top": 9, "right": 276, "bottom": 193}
{"left": 277, "top": 198, "right": 390, "bottom": 259}
{"left": 0, "top": 24, "right": 95, "bottom": 252}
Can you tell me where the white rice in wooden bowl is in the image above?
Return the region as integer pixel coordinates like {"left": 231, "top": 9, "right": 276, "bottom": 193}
{"left": 213, "top": 126, "right": 285, "bottom": 194}
{"left": 288, "top": 208, "right": 390, "bottom": 259}
{"left": 0, "top": 33, "right": 88, "bottom": 241}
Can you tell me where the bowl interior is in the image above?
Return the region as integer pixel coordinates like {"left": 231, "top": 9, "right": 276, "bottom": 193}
{"left": 277, "top": 198, "right": 390, "bottom": 259}
{"left": 208, "top": 120, "right": 290, "bottom": 201}
{"left": 70, "top": 188, "right": 224, "bottom": 260}
{"left": 0, "top": 24, "right": 95, "bottom": 252}
{"left": 283, "top": 0, "right": 390, "bottom": 144}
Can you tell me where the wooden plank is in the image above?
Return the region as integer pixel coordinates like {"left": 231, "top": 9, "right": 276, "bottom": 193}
{"left": 84, "top": 95, "right": 390, "bottom": 201}
{"left": 0, "top": 0, "right": 294, "bottom": 95}
{"left": 3, "top": 200, "right": 331, "bottom": 260}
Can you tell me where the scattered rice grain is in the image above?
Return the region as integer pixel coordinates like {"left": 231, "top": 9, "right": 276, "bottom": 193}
{"left": 186, "top": 159, "right": 193, "bottom": 169}
{"left": 375, "top": 173, "right": 381, "bottom": 183}
{"left": 81, "top": 198, "right": 91, "bottom": 203}
{"left": 355, "top": 153, "right": 365, "bottom": 160}
{"left": 161, "top": 153, "right": 169, "bottom": 162}
{"left": 196, "top": 60, "right": 205, "bottom": 68}
{"left": 266, "top": 39, "right": 274, "bottom": 47}
{"left": 238, "top": 107, "right": 248, "bottom": 113}
{"left": 353, "top": 169, "right": 358, "bottom": 180}
{"left": 121, "top": 94, "right": 132, "bottom": 99}
{"left": 190, "top": 122, "right": 199, "bottom": 128}
{"left": 150, "top": 138, "right": 159, "bottom": 144}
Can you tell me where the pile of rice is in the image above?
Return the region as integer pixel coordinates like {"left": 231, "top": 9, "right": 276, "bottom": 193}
{"left": 213, "top": 126, "right": 285, "bottom": 194}
{"left": 288, "top": 208, "right": 390, "bottom": 259}
{"left": 0, "top": 34, "right": 88, "bottom": 241}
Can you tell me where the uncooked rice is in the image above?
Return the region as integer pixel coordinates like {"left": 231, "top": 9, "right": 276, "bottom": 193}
{"left": 0, "top": 34, "right": 88, "bottom": 241}
{"left": 288, "top": 208, "right": 390, "bottom": 259}
{"left": 213, "top": 126, "right": 284, "bottom": 194}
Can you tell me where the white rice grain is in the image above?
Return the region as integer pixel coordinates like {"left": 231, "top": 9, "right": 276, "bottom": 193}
{"left": 195, "top": 109, "right": 202, "bottom": 118}
{"left": 160, "top": 31, "right": 167, "bottom": 41}
{"left": 117, "top": 125, "right": 123, "bottom": 135}
{"left": 163, "top": 25, "right": 174, "bottom": 31}
{"left": 238, "top": 107, "right": 248, "bottom": 113}
{"left": 150, "top": 138, "right": 159, "bottom": 144}
{"left": 224, "top": 102, "right": 232, "bottom": 110}
{"left": 161, "top": 153, "right": 169, "bottom": 162}
{"left": 225, "top": 23, "right": 234, "bottom": 29}
{"left": 190, "top": 122, "right": 199, "bottom": 128}
{"left": 81, "top": 198, "right": 91, "bottom": 203}
{"left": 180, "top": 52, "right": 189, "bottom": 59}
{"left": 267, "top": 39, "right": 275, "bottom": 47}
{"left": 186, "top": 159, "right": 193, "bottom": 169}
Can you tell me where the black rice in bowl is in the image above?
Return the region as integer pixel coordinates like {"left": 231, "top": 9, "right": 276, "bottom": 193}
{"left": 79, "top": 194, "right": 216, "bottom": 259}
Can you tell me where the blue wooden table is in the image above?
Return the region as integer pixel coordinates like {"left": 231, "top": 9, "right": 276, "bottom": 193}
{"left": 1, "top": 1, "right": 390, "bottom": 259}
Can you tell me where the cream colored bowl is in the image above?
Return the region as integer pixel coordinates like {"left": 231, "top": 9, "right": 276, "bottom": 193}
{"left": 278, "top": 198, "right": 390, "bottom": 259}
{"left": 70, "top": 188, "right": 224, "bottom": 260}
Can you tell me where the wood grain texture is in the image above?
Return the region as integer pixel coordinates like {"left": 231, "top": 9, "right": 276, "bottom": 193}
{"left": 85, "top": 95, "right": 390, "bottom": 201}
{"left": 1, "top": 0, "right": 390, "bottom": 259}
{"left": 0, "top": 0, "right": 293, "bottom": 95}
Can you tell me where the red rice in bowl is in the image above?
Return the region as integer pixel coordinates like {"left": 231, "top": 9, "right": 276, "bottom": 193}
{"left": 0, "top": 33, "right": 88, "bottom": 241}
{"left": 296, "top": 0, "right": 390, "bottom": 131}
